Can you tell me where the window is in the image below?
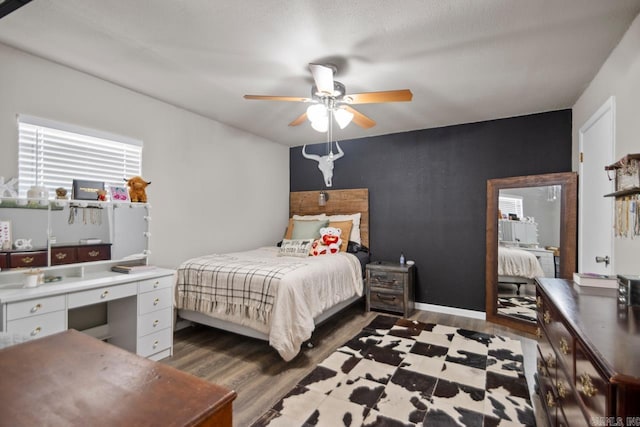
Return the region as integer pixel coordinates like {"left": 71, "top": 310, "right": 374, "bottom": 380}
{"left": 18, "top": 115, "right": 142, "bottom": 198}
{"left": 499, "top": 195, "right": 523, "bottom": 219}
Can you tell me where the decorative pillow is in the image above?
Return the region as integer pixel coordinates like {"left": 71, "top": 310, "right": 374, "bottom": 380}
{"left": 327, "top": 213, "right": 361, "bottom": 244}
{"left": 291, "top": 219, "right": 329, "bottom": 240}
{"left": 327, "top": 220, "right": 352, "bottom": 252}
{"left": 284, "top": 215, "right": 327, "bottom": 240}
{"left": 278, "top": 239, "right": 313, "bottom": 257}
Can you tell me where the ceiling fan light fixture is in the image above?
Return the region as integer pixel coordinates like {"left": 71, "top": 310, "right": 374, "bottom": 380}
{"left": 311, "top": 117, "right": 328, "bottom": 133}
{"left": 334, "top": 108, "right": 354, "bottom": 129}
{"left": 306, "top": 104, "right": 327, "bottom": 122}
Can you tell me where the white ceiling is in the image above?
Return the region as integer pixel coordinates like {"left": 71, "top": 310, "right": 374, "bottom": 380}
{"left": 1, "top": 1, "right": 639, "bottom": 147}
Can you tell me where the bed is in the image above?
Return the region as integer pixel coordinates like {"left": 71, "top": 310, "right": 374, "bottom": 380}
{"left": 497, "top": 246, "right": 545, "bottom": 295}
{"left": 176, "top": 189, "right": 369, "bottom": 361}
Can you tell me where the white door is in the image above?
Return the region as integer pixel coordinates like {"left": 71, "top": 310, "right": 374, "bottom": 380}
{"left": 578, "top": 96, "right": 615, "bottom": 274}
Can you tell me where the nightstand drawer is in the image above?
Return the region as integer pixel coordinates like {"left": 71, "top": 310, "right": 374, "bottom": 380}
{"left": 368, "top": 271, "right": 405, "bottom": 291}
{"left": 369, "top": 289, "right": 405, "bottom": 312}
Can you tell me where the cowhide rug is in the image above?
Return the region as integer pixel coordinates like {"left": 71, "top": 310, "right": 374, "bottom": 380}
{"left": 497, "top": 296, "right": 537, "bottom": 323}
{"left": 251, "top": 315, "right": 535, "bottom": 427}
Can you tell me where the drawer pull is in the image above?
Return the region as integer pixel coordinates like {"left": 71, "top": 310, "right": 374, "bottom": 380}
{"left": 31, "top": 326, "right": 42, "bottom": 336}
{"left": 31, "top": 303, "right": 42, "bottom": 313}
{"left": 543, "top": 310, "right": 551, "bottom": 324}
{"left": 55, "top": 252, "right": 67, "bottom": 260}
{"left": 153, "top": 340, "right": 159, "bottom": 349}
{"left": 556, "top": 381, "right": 568, "bottom": 399}
{"left": 153, "top": 298, "right": 160, "bottom": 306}
{"left": 153, "top": 281, "right": 159, "bottom": 288}
{"left": 101, "top": 290, "right": 109, "bottom": 299}
{"left": 88, "top": 250, "right": 100, "bottom": 257}
{"left": 22, "top": 256, "right": 34, "bottom": 264}
{"left": 153, "top": 319, "right": 159, "bottom": 327}
{"left": 535, "top": 327, "right": 542, "bottom": 339}
{"left": 545, "top": 353, "right": 556, "bottom": 368}
{"left": 376, "top": 293, "right": 397, "bottom": 302}
{"left": 559, "top": 337, "right": 570, "bottom": 355}
{"left": 580, "top": 372, "right": 597, "bottom": 397}
{"left": 537, "top": 359, "right": 546, "bottom": 375}
{"left": 546, "top": 391, "right": 556, "bottom": 407}
{"left": 536, "top": 296, "right": 542, "bottom": 308}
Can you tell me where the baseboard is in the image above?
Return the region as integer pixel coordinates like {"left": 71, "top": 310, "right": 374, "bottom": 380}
{"left": 415, "top": 302, "right": 486, "bottom": 320}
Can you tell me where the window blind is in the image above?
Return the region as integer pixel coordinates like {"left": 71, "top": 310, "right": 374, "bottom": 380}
{"left": 499, "top": 195, "right": 523, "bottom": 218}
{"left": 18, "top": 116, "right": 142, "bottom": 198}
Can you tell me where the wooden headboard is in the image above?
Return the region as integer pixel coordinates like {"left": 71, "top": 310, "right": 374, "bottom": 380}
{"left": 290, "top": 188, "right": 369, "bottom": 248}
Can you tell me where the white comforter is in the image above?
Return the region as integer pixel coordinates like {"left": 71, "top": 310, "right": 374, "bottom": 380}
{"left": 498, "top": 246, "right": 545, "bottom": 279}
{"left": 176, "top": 247, "right": 363, "bottom": 361}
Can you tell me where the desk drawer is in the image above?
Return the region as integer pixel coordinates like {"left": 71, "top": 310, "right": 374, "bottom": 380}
{"left": 138, "top": 287, "right": 172, "bottom": 315}
{"left": 68, "top": 282, "right": 137, "bottom": 308}
{"left": 7, "top": 310, "right": 66, "bottom": 338}
{"left": 367, "top": 270, "right": 405, "bottom": 291}
{"left": 51, "top": 247, "right": 77, "bottom": 265}
{"left": 138, "top": 307, "right": 173, "bottom": 337}
{"left": 9, "top": 251, "right": 47, "bottom": 268}
{"left": 7, "top": 295, "right": 66, "bottom": 321}
{"left": 139, "top": 275, "right": 174, "bottom": 294}
{"left": 77, "top": 245, "right": 111, "bottom": 262}
{"left": 137, "top": 327, "right": 173, "bottom": 357}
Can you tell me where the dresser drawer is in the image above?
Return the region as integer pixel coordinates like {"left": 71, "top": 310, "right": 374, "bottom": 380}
{"left": 0, "top": 253, "right": 7, "bottom": 269}
{"left": 51, "top": 247, "right": 77, "bottom": 265}
{"left": 368, "top": 270, "right": 405, "bottom": 291}
{"left": 575, "top": 341, "right": 608, "bottom": 419}
{"left": 138, "top": 275, "right": 174, "bottom": 294}
{"left": 6, "top": 295, "right": 66, "bottom": 321}
{"left": 137, "top": 327, "right": 173, "bottom": 357}
{"left": 545, "top": 306, "right": 574, "bottom": 374}
{"left": 7, "top": 310, "right": 66, "bottom": 339}
{"left": 138, "top": 287, "right": 172, "bottom": 315}
{"left": 9, "top": 251, "right": 47, "bottom": 268}
{"left": 537, "top": 348, "right": 559, "bottom": 425}
{"left": 68, "top": 282, "right": 137, "bottom": 308}
{"left": 138, "top": 307, "right": 173, "bottom": 337}
{"left": 77, "top": 244, "right": 111, "bottom": 262}
{"left": 555, "top": 361, "right": 582, "bottom": 425}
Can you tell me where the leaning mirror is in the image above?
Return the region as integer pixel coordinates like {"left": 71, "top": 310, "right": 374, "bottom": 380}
{"left": 486, "top": 172, "right": 577, "bottom": 334}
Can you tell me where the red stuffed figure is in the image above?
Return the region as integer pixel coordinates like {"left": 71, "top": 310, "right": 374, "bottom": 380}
{"left": 311, "top": 227, "right": 342, "bottom": 256}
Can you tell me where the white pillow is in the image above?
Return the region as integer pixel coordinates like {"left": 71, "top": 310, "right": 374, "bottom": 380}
{"left": 293, "top": 214, "right": 327, "bottom": 220}
{"left": 278, "top": 239, "right": 313, "bottom": 257}
{"left": 327, "top": 213, "right": 361, "bottom": 244}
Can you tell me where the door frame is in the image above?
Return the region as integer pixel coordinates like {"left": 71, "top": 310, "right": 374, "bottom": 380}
{"left": 578, "top": 96, "right": 615, "bottom": 273}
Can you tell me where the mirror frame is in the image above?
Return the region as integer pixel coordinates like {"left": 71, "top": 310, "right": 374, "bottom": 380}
{"left": 485, "top": 172, "right": 577, "bottom": 335}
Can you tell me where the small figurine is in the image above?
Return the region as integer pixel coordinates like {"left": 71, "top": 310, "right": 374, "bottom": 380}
{"left": 56, "top": 187, "right": 68, "bottom": 199}
{"left": 96, "top": 189, "right": 107, "bottom": 201}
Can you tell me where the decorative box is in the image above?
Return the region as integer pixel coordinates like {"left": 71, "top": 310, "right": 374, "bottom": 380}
{"left": 605, "top": 153, "right": 640, "bottom": 192}
{"left": 72, "top": 179, "right": 104, "bottom": 200}
{"left": 617, "top": 274, "right": 640, "bottom": 306}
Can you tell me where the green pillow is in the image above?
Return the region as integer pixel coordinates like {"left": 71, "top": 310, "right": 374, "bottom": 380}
{"left": 291, "top": 219, "right": 329, "bottom": 240}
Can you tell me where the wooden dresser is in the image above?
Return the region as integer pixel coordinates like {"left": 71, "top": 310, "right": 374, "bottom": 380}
{"left": 535, "top": 278, "right": 640, "bottom": 426}
{"left": 0, "top": 330, "right": 237, "bottom": 427}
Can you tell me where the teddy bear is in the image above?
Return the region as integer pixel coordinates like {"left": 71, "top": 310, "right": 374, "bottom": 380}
{"left": 125, "top": 176, "right": 151, "bottom": 203}
{"left": 96, "top": 189, "right": 107, "bottom": 201}
{"left": 310, "top": 226, "right": 342, "bottom": 256}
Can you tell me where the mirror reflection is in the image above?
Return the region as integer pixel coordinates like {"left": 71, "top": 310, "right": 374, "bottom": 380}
{"left": 496, "top": 185, "right": 561, "bottom": 323}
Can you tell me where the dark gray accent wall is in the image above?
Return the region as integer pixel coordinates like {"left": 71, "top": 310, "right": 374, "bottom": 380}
{"left": 290, "top": 110, "right": 572, "bottom": 312}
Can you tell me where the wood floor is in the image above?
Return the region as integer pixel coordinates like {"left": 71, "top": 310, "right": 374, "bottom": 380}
{"left": 162, "top": 301, "right": 547, "bottom": 427}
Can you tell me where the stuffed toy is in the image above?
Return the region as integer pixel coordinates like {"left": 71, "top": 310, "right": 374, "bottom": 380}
{"left": 96, "top": 189, "right": 107, "bottom": 201}
{"left": 311, "top": 226, "right": 342, "bottom": 256}
{"left": 125, "top": 176, "right": 151, "bottom": 203}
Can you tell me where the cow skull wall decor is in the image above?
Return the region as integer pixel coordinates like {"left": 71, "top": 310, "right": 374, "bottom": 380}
{"left": 301, "top": 142, "right": 344, "bottom": 187}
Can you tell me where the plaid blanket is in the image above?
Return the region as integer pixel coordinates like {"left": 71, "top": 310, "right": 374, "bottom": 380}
{"left": 177, "top": 252, "right": 308, "bottom": 324}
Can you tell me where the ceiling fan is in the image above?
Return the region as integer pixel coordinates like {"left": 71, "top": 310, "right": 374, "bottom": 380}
{"left": 244, "top": 63, "right": 413, "bottom": 132}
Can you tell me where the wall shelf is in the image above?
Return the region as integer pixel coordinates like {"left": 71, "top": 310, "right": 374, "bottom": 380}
{"left": 603, "top": 187, "right": 640, "bottom": 198}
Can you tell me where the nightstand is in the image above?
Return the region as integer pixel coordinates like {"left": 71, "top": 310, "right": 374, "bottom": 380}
{"left": 366, "top": 261, "right": 415, "bottom": 317}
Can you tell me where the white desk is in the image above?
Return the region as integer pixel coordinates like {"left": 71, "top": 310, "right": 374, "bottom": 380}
{"left": 0, "top": 264, "right": 175, "bottom": 360}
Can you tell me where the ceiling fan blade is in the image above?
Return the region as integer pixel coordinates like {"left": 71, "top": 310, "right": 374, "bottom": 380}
{"left": 244, "top": 95, "right": 311, "bottom": 102}
{"left": 343, "top": 106, "right": 376, "bottom": 129}
{"left": 288, "top": 112, "right": 308, "bottom": 127}
{"left": 309, "top": 63, "right": 335, "bottom": 95}
{"left": 344, "top": 89, "right": 413, "bottom": 104}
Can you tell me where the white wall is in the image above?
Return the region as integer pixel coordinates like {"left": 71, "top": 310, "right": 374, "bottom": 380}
{"left": 572, "top": 13, "right": 640, "bottom": 274}
{"left": 0, "top": 43, "right": 290, "bottom": 269}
